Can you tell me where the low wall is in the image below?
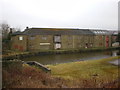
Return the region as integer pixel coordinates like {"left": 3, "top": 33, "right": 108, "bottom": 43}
{"left": 24, "top": 61, "right": 51, "bottom": 73}
{"left": 2, "top": 47, "right": 120, "bottom": 60}
{"left": 2, "top": 60, "right": 51, "bottom": 73}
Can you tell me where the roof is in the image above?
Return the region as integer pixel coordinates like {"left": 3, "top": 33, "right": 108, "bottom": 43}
{"left": 12, "top": 31, "right": 23, "bottom": 36}
{"left": 108, "top": 31, "right": 119, "bottom": 35}
{"left": 90, "top": 29, "right": 114, "bottom": 35}
{"left": 21, "top": 28, "right": 94, "bottom": 35}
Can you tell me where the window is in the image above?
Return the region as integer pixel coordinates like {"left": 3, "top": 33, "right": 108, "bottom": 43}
{"left": 42, "top": 36, "right": 47, "bottom": 40}
{"left": 97, "top": 31, "right": 100, "bottom": 34}
{"left": 101, "top": 31, "right": 104, "bottom": 34}
{"left": 30, "top": 36, "right": 35, "bottom": 40}
{"left": 19, "top": 36, "right": 23, "bottom": 40}
{"left": 90, "top": 43, "right": 93, "bottom": 47}
{"left": 103, "top": 32, "right": 106, "bottom": 34}
{"left": 94, "top": 31, "right": 97, "bottom": 34}
{"left": 85, "top": 43, "right": 88, "bottom": 48}
{"left": 54, "top": 35, "right": 61, "bottom": 42}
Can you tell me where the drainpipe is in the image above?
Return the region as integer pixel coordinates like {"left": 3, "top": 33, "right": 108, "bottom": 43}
{"left": 73, "top": 36, "right": 75, "bottom": 48}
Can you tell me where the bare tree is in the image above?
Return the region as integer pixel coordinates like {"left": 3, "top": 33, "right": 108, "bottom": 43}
{"left": 0, "top": 23, "right": 11, "bottom": 50}
{"left": 0, "top": 23, "right": 10, "bottom": 40}
{"left": 0, "top": 22, "right": 22, "bottom": 50}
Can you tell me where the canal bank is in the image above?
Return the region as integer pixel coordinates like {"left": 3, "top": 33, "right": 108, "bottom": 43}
{"left": 46, "top": 56, "right": 120, "bottom": 88}
{"left": 2, "top": 47, "right": 120, "bottom": 60}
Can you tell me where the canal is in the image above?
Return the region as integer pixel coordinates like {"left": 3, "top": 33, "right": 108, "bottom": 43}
{"left": 22, "top": 50, "right": 120, "bottom": 65}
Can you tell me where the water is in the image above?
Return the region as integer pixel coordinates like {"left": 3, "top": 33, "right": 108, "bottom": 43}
{"left": 22, "top": 50, "right": 120, "bottom": 65}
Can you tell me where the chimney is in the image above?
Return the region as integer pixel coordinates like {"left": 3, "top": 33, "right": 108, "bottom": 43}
{"left": 26, "top": 27, "right": 29, "bottom": 29}
{"left": 10, "top": 28, "right": 12, "bottom": 34}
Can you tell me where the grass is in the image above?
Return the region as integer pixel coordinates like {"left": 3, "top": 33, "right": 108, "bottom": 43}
{"left": 2, "top": 56, "right": 120, "bottom": 88}
{"left": 47, "top": 56, "right": 120, "bottom": 88}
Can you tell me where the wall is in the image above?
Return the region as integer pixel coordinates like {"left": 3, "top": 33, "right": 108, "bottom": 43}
{"left": 11, "top": 35, "right": 27, "bottom": 51}
{"left": 61, "top": 35, "right": 94, "bottom": 49}
{"left": 27, "top": 35, "right": 54, "bottom": 51}
{"left": 93, "top": 35, "right": 112, "bottom": 48}
{"left": 93, "top": 35, "right": 106, "bottom": 48}
{"left": 11, "top": 34, "right": 112, "bottom": 52}
{"left": 61, "top": 35, "right": 73, "bottom": 49}
{"left": 105, "top": 35, "right": 112, "bottom": 48}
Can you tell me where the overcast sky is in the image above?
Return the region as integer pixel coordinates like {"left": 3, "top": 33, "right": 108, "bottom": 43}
{"left": 0, "top": 0, "right": 119, "bottom": 31}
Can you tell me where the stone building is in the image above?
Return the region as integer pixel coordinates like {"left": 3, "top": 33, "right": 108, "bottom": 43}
{"left": 90, "top": 30, "right": 112, "bottom": 48}
{"left": 11, "top": 28, "right": 113, "bottom": 51}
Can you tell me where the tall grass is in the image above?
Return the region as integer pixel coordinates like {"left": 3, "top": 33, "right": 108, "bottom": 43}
{"left": 2, "top": 61, "right": 65, "bottom": 88}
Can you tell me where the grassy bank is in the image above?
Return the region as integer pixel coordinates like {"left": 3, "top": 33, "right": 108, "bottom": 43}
{"left": 47, "top": 56, "right": 120, "bottom": 88}
{"left": 2, "top": 56, "right": 120, "bottom": 88}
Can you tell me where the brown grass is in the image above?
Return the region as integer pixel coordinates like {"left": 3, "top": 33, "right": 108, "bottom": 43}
{"left": 2, "top": 63, "right": 66, "bottom": 88}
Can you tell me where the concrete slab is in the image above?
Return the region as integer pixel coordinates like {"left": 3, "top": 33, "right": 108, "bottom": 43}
{"left": 109, "top": 59, "right": 120, "bottom": 66}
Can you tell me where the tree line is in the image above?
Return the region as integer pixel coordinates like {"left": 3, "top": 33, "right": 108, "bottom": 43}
{"left": 0, "top": 22, "right": 21, "bottom": 50}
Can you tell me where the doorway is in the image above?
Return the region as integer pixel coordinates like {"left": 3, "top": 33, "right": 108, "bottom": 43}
{"left": 54, "top": 35, "right": 61, "bottom": 49}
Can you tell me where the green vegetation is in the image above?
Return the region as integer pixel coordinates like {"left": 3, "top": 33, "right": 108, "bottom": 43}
{"left": 47, "top": 56, "right": 120, "bottom": 88}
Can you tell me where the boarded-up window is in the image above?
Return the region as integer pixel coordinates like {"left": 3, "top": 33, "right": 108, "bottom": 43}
{"left": 55, "top": 43, "right": 61, "bottom": 49}
{"left": 54, "top": 36, "right": 61, "bottom": 42}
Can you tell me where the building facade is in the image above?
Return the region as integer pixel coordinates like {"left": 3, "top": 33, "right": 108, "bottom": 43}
{"left": 11, "top": 28, "right": 113, "bottom": 52}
